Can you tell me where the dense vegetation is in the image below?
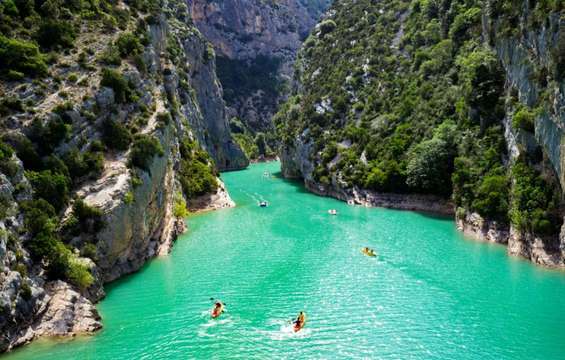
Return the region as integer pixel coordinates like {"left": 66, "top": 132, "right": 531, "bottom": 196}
{"left": 0, "top": 0, "right": 197, "bottom": 291}
{"left": 178, "top": 136, "right": 218, "bottom": 199}
{"left": 277, "top": 0, "right": 563, "bottom": 236}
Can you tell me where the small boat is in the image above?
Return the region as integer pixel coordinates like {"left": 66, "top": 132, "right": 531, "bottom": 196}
{"left": 293, "top": 312, "right": 306, "bottom": 332}
{"left": 328, "top": 209, "right": 338, "bottom": 215}
{"left": 211, "top": 302, "right": 224, "bottom": 318}
{"left": 259, "top": 201, "right": 268, "bottom": 207}
{"left": 361, "top": 247, "right": 377, "bottom": 257}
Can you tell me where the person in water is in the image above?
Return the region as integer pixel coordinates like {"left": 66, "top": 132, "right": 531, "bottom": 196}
{"left": 294, "top": 311, "right": 305, "bottom": 326}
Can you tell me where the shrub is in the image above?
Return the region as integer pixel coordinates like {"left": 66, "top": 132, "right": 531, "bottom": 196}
{"left": 406, "top": 137, "right": 454, "bottom": 195}
{"left": 63, "top": 148, "right": 104, "bottom": 180}
{"left": 510, "top": 161, "right": 561, "bottom": 235}
{"left": 0, "top": 35, "right": 47, "bottom": 77}
{"left": 100, "top": 69, "right": 134, "bottom": 103}
{"left": 512, "top": 107, "right": 535, "bottom": 132}
{"left": 128, "top": 134, "right": 164, "bottom": 171}
{"left": 471, "top": 174, "right": 509, "bottom": 222}
{"left": 27, "top": 170, "right": 70, "bottom": 211}
{"left": 72, "top": 200, "right": 104, "bottom": 233}
{"left": 28, "top": 116, "right": 70, "bottom": 155}
{"left": 101, "top": 118, "right": 132, "bottom": 151}
{"left": 35, "top": 19, "right": 76, "bottom": 50}
{"left": 115, "top": 32, "right": 142, "bottom": 57}
{"left": 173, "top": 193, "right": 189, "bottom": 218}
{"left": 178, "top": 137, "right": 218, "bottom": 199}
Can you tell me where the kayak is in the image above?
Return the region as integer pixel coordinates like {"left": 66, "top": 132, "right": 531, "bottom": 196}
{"left": 211, "top": 303, "right": 224, "bottom": 318}
{"left": 293, "top": 315, "right": 306, "bottom": 332}
{"left": 361, "top": 248, "right": 377, "bottom": 257}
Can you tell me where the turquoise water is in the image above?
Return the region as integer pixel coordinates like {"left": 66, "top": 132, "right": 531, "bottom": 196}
{"left": 5, "top": 162, "right": 565, "bottom": 359}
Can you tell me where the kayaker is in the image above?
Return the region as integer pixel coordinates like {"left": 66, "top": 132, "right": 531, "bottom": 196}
{"left": 211, "top": 301, "right": 224, "bottom": 318}
{"left": 293, "top": 311, "right": 306, "bottom": 330}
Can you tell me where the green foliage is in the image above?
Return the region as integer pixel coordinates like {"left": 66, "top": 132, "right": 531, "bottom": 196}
{"left": 100, "top": 69, "right": 134, "bottom": 103}
{"left": 27, "top": 170, "right": 70, "bottom": 211}
{"left": 0, "top": 35, "right": 47, "bottom": 78}
{"left": 35, "top": 19, "right": 76, "bottom": 50}
{"left": 512, "top": 106, "right": 535, "bottom": 133}
{"left": 115, "top": 32, "right": 143, "bottom": 57}
{"left": 233, "top": 133, "right": 259, "bottom": 159}
{"left": 63, "top": 147, "right": 104, "bottom": 180}
{"left": 101, "top": 118, "right": 132, "bottom": 151}
{"left": 178, "top": 137, "right": 218, "bottom": 199}
{"left": 72, "top": 199, "right": 105, "bottom": 234}
{"left": 510, "top": 160, "right": 562, "bottom": 235}
{"left": 21, "top": 200, "right": 93, "bottom": 289}
{"left": 173, "top": 192, "right": 189, "bottom": 218}
{"left": 128, "top": 134, "right": 164, "bottom": 171}
{"left": 28, "top": 116, "right": 70, "bottom": 155}
{"left": 216, "top": 55, "right": 282, "bottom": 106}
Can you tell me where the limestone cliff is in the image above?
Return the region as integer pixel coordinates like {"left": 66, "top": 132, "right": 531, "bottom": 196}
{"left": 189, "top": 0, "right": 330, "bottom": 141}
{"left": 0, "top": 0, "right": 244, "bottom": 352}
{"left": 278, "top": 0, "right": 564, "bottom": 268}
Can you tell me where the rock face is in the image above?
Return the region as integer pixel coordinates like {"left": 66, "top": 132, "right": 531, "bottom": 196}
{"left": 0, "top": 0, "right": 241, "bottom": 352}
{"left": 189, "top": 0, "right": 330, "bottom": 133}
{"left": 279, "top": 0, "right": 565, "bottom": 268}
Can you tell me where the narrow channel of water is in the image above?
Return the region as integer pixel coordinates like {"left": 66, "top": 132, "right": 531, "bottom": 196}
{"left": 5, "top": 162, "right": 565, "bottom": 359}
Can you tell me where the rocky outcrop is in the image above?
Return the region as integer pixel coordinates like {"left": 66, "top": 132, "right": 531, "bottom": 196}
{"left": 0, "top": 0, "right": 246, "bottom": 352}
{"left": 457, "top": 213, "right": 510, "bottom": 244}
{"left": 188, "top": 180, "right": 235, "bottom": 212}
{"left": 12, "top": 281, "right": 102, "bottom": 350}
{"left": 189, "top": 0, "right": 330, "bottom": 133}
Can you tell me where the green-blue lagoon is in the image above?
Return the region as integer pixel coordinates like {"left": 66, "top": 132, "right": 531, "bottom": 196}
{"left": 5, "top": 162, "right": 565, "bottom": 359}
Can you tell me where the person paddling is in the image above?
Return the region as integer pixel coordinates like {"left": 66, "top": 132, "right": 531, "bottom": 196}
{"left": 293, "top": 311, "right": 306, "bottom": 332}
{"left": 211, "top": 301, "right": 224, "bottom": 318}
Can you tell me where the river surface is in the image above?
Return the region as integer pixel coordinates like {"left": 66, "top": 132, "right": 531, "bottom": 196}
{"left": 5, "top": 162, "right": 565, "bottom": 359}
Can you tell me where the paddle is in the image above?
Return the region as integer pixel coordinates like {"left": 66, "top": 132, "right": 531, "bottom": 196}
{"left": 209, "top": 298, "right": 227, "bottom": 306}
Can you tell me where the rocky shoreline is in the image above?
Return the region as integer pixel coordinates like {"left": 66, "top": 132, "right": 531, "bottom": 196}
{"left": 301, "top": 177, "right": 565, "bottom": 270}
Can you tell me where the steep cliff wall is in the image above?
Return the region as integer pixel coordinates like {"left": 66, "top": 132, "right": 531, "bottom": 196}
{"left": 0, "top": 0, "right": 244, "bottom": 352}
{"left": 189, "top": 0, "right": 330, "bottom": 156}
{"left": 278, "top": 0, "right": 564, "bottom": 267}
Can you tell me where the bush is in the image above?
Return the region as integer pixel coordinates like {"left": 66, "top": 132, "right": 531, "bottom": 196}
{"left": 72, "top": 199, "right": 105, "bottom": 233}
{"left": 63, "top": 148, "right": 104, "bottom": 180}
{"left": 178, "top": 137, "right": 218, "bottom": 199}
{"left": 173, "top": 193, "right": 189, "bottom": 218}
{"left": 471, "top": 174, "right": 509, "bottom": 222}
{"left": 35, "top": 19, "right": 76, "bottom": 50}
{"left": 115, "top": 32, "right": 142, "bottom": 57}
{"left": 128, "top": 134, "right": 164, "bottom": 171}
{"left": 27, "top": 170, "right": 70, "bottom": 211}
{"left": 101, "top": 118, "right": 132, "bottom": 151}
{"left": 510, "top": 161, "right": 561, "bottom": 235}
{"left": 406, "top": 137, "right": 454, "bottom": 195}
{"left": 512, "top": 107, "right": 535, "bottom": 132}
{"left": 0, "top": 35, "right": 47, "bottom": 77}
{"left": 100, "top": 69, "right": 134, "bottom": 103}
{"left": 28, "top": 116, "right": 70, "bottom": 155}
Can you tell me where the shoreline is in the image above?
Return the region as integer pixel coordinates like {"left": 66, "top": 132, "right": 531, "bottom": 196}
{"left": 297, "top": 177, "right": 565, "bottom": 270}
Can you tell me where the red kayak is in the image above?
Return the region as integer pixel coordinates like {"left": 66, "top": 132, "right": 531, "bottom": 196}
{"left": 211, "top": 303, "right": 224, "bottom": 318}
{"left": 293, "top": 313, "right": 306, "bottom": 332}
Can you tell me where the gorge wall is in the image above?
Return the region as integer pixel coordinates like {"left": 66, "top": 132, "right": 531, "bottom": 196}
{"left": 189, "top": 0, "right": 330, "bottom": 158}
{"left": 0, "top": 0, "right": 246, "bottom": 352}
{"left": 278, "top": 0, "right": 565, "bottom": 268}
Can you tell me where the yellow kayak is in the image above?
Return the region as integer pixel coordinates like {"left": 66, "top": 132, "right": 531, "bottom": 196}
{"left": 361, "top": 248, "right": 377, "bottom": 257}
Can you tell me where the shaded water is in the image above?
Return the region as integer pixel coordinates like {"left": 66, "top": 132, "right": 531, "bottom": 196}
{"left": 5, "top": 162, "right": 565, "bottom": 359}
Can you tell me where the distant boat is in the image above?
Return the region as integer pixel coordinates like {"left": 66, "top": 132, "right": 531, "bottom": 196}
{"left": 259, "top": 201, "right": 269, "bottom": 207}
{"left": 328, "top": 209, "right": 338, "bottom": 215}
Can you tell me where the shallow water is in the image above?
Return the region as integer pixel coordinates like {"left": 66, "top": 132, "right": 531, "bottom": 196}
{"left": 5, "top": 162, "right": 565, "bottom": 359}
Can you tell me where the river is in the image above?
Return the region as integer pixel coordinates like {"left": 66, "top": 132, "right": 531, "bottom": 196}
{"left": 5, "top": 162, "right": 565, "bottom": 359}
